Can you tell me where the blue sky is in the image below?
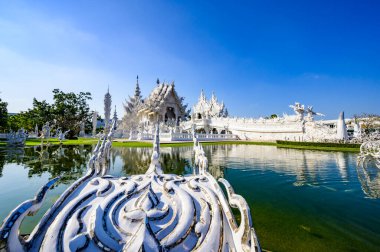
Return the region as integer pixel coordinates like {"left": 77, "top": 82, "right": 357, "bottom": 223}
{"left": 0, "top": 0, "right": 379, "bottom": 119}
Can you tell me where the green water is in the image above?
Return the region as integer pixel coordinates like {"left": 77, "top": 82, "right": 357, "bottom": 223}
{"left": 0, "top": 144, "right": 379, "bottom": 251}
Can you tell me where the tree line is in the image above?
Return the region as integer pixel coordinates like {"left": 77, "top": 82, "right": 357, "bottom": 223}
{"left": 0, "top": 89, "right": 97, "bottom": 139}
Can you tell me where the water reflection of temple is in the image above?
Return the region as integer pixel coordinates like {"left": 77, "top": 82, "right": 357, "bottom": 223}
{"left": 111, "top": 145, "right": 230, "bottom": 179}
{"left": 0, "top": 144, "right": 378, "bottom": 197}
{"left": 198, "top": 145, "right": 355, "bottom": 187}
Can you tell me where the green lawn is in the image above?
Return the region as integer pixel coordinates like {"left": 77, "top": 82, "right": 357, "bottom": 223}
{"left": 0, "top": 138, "right": 360, "bottom": 152}
{"left": 276, "top": 144, "right": 359, "bottom": 152}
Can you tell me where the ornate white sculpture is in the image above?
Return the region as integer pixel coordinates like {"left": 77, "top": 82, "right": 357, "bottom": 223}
{"left": 289, "top": 102, "right": 305, "bottom": 121}
{"left": 6, "top": 128, "right": 27, "bottom": 147}
{"left": 79, "top": 120, "right": 85, "bottom": 137}
{"left": 0, "top": 121, "right": 261, "bottom": 252}
{"left": 56, "top": 128, "right": 70, "bottom": 143}
{"left": 358, "top": 140, "right": 380, "bottom": 168}
{"left": 305, "top": 106, "right": 324, "bottom": 122}
{"left": 357, "top": 140, "right": 380, "bottom": 198}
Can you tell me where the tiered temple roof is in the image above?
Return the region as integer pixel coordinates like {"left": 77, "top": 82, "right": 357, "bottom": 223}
{"left": 141, "top": 81, "right": 187, "bottom": 117}
{"left": 193, "top": 90, "right": 228, "bottom": 119}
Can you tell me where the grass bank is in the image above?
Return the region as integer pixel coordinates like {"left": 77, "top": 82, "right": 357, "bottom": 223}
{"left": 276, "top": 140, "right": 360, "bottom": 152}
{"left": 0, "top": 138, "right": 360, "bottom": 152}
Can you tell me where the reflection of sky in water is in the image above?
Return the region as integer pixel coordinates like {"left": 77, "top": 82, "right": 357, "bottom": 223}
{"left": 204, "top": 145, "right": 356, "bottom": 186}
{"left": 0, "top": 144, "right": 379, "bottom": 250}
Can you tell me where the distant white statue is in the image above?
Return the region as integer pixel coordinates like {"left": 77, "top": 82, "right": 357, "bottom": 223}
{"left": 79, "top": 121, "right": 85, "bottom": 137}
{"left": 41, "top": 122, "right": 51, "bottom": 144}
{"left": 353, "top": 122, "right": 362, "bottom": 139}
{"left": 56, "top": 128, "right": 70, "bottom": 143}
{"left": 305, "top": 106, "right": 324, "bottom": 122}
{"left": 289, "top": 102, "right": 305, "bottom": 121}
{"left": 35, "top": 124, "right": 39, "bottom": 137}
{"left": 7, "top": 128, "right": 27, "bottom": 147}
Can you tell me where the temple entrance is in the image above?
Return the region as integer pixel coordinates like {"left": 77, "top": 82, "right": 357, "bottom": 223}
{"left": 164, "top": 107, "right": 176, "bottom": 123}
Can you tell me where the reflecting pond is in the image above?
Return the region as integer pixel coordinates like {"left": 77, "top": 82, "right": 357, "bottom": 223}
{"left": 0, "top": 144, "right": 379, "bottom": 251}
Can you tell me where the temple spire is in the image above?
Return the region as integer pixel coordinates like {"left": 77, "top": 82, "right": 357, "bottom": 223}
{"left": 104, "top": 86, "right": 112, "bottom": 132}
{"left": 200, "top": 89, "right": 206, "bottom": 101}
{"left": 113, "top": 105, "right": 117, "bottom": 119}
{"left": 134, "top": 75, "right": 141, "bottom": 99}
{"left": 211, "top": 91, "right": 217, "bottom": 102}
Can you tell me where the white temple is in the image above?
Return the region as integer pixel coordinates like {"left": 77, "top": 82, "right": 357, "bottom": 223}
{"left": 118, "top": 77, "right": 353, "bottom": 142}
{"left": 120, "top": 77, "right": 189, "bottom": 140}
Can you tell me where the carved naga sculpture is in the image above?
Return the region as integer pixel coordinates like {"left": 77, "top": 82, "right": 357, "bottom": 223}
{"left": 0, "top": 119, "right": 260, "bottom": 252}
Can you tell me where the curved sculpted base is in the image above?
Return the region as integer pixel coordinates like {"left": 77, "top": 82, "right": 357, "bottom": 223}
{"left": 0, "top": 122, "right": 260, "bottom": 251}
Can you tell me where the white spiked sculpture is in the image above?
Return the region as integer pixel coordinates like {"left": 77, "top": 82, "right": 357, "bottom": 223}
{"left": 0, "top": 120, "right": 260, "bottom": 252}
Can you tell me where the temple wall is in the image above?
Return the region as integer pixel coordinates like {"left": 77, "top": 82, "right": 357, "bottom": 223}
{"left": 182, "top": 117, "right": 339, "bottom": 142}
{"left": 230, "top": 129, "right": 305, "bottom": 141}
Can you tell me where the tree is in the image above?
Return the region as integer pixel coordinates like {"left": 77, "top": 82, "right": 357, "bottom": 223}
{"left": 270, "top": 114, "right": 278, "bottom": 119}
{"left": 51, "top": 89, "right": 92, "bottom": 138}
{"left": 7, "top": 99, "right": 53, "bottom": 132}
{"left": 0, "top": 98, "right": 8, "bottom": 132}
{"left": 6, "top": 89, "right": 92, "bottom": 138}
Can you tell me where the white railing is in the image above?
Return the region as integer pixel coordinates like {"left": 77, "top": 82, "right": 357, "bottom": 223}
{"left": 196, "top": 134, "right": 237, "bottom": 140}
{"left": 127, "top": 132, "right": 237, "bottom": 142}
{"left": 137, "top": 133, "right": 153, "bottom": 140}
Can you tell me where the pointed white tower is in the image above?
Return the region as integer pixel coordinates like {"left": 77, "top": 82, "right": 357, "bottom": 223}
{"left": 113, "top": 105, "right": 118, "bottom": 130}
{"left": 336, "top": 111, "right": 348, "bottom": 140}
{"left": 104, "top": 86, "right": 112, "bottom": 132}
{"left": 92, "top": 111, "right": 98, "bottom": 137}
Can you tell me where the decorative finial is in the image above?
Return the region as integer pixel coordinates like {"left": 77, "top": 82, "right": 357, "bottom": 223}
{"left": 156, "top": 78, "right": 160, "bottom": 85}
{"left": 134, "top": 76, "right": 141, "bottom": 99}
{"left": 200, "top": 89, "right": 206, "bottom": 101}
{"left": 113, "top": 105, "right": 117, "bottom": 118}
